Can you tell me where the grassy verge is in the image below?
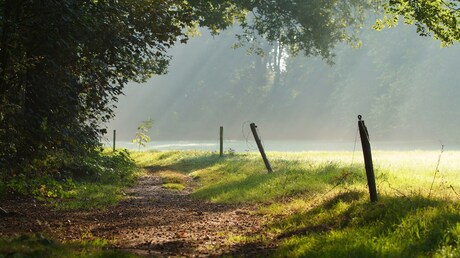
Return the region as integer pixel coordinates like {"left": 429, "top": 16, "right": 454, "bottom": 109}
{"left": 0, "top": 149, "right": 141, "bottom": 257}
{"left": 1, "top": 149, "right": 141, "bottom": 210}
{"left": 137, "top": 150, "right": 460, "bottom": 257}
{"left": 0, "top": 234, "right": 136, "bottom": 258}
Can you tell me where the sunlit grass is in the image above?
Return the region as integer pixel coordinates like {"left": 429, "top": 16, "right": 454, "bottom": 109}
{"left": 53, "top": 183, "right": 128, "bottom": 210}
{"left": 271, "top": 194, "right": 460, "bottom": 258}
{"left": 50, "top": 169, "right": 144, "bottom": 211}
{"left": 136, "top": 149, "right": 460, "bottom": 257}
{"left": 157, "top": 170, "right": 186, "bottom": 184}
{"left": 134, "top": 150, "right": 460, "bottom": 202}
{"left": 162, "top": 183, "right": 186, "bottom": 191}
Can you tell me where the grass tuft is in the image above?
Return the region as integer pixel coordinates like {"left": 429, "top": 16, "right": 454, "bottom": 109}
{"left": 156, "top": 170, "right": 187, "bottom": 191}
{"left": 162, "top": 183, "right": 186, "bottom": 191}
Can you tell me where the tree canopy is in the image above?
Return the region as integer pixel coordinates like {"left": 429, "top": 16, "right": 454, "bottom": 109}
{"left": 375, "top": 0, "right": 460, "bottom": 45}
{"left": 0, "top": 0, "right": 459, "bottom": 178}
{"left": 0, "top": 0, "right": 195, "bottom": 175}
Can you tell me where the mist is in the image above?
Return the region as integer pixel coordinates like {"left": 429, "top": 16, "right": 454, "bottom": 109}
{"left": 106, "top": 23, "right": 460, "bottom": 149}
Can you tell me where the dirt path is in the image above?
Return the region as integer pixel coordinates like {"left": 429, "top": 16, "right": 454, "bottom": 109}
{"left": 1, "top": 170, "right": 275, "bottom": 257}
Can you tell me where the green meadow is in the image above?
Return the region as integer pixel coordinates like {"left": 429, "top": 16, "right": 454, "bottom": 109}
{"left": 3, "top": 149, "right": 460, "bottom": 257}
{"left": 135, "top": 149, "right": 460, "bottom": 257}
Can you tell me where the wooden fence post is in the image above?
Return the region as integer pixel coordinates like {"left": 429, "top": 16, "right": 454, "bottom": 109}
{"left": 250, "top": 123, "right": 273, "bottom": 173}
{"left": 113, "top": 129, "right": 116, "bottom": 152}
{"left": 220, "top": 126, "right": 223, "bottom": 157}
{"left": 358, "top": 115, "right": 378, "bottom": 202}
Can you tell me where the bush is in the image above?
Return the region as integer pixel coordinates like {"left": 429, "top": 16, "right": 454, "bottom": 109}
{"left": 0, "top": 149, "right": 137, "bottom": 200}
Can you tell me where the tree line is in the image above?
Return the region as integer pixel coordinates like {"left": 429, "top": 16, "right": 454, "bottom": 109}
{"left": 0, "top": 1, "right": 458, "bottom": 186}
{"left": 113, "top": 24, "right": 460, "bottom": 142}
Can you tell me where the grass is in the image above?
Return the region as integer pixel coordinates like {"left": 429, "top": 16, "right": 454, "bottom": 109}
{"left": 136, "top": 149, "right": 460, "bottom": 257}
{"left": 1, "top": 149, "right": 141, "bottom": 211}
{"left": 49, "top": 153, "right": 142, "bottom": 211}
{"left": 155, "top": 170, "right": 187, "bottom": 191}
{"left": 162, "top": 183, "right": 186, "bottom": 191}
{"left": 51, "top": 182, "right": 133, "bottom": 210}
{"left": 3, "top": 149, "right": 459, "bottom": 257}
{"left": 0, "top": 234, "right": 137, "bottom": 258}
{"left": 0, "top": 149, "right": 142, "bottom": 257}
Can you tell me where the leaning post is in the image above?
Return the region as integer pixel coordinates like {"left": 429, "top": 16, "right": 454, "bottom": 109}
{"left": 250, "top": 123, "right": 273, "bottom": 173}
{"left": 113, "top": 129, "right": 116, "bottom": 152}
{"left": 358, "top": 115, "right": 378, "bottom": 202}
{"left": 220, "top": 126, "right": 224, "bottom": 157}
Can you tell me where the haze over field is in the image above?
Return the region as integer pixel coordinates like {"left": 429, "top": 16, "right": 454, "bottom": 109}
{"left": 108, "top": 24, "right": 460, "bottom": 147}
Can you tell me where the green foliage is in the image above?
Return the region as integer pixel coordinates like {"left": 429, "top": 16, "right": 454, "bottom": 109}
{"left": 1, "top": 0, "right": 457, "bottom": 202}
{"left": 64, "top": 149, "right": 137, "bottom": 180}
{"left": 55, "top": 183, "right": 126, "bottom": 211}
{"left": 0, "top": 0, "right": 378, "bottom": 184}
{"left": 132, "top": 119, "right": 153, "bottom": 151}
{"left": 131, "top": 22, "right": 460, "bottom": 141}
{"left": 2, "top": 174, "right": 76, "bottom": 200}
{"left": 0, "top": 149, "right": 138, "bottom": 211}
{"left": 192, "top": 0, "right": 374, "bottom": 61}
{"left": 376, "top": 0, "right": 460, "bottom": 45}
{"left": 0, "top": 0, "right": 193, "bottom": 184}
{"left": 53, "top": 150, "right": 139, "bottom": 210}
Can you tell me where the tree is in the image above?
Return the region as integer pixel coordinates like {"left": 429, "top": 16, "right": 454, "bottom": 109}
{"left": 190, "top": 0, "right": 374, "bottom": 62}
{"left": 5, "top": 0, "right": 456, "bottom": 179}
{"left": 376, "top": 0, "right": 460, "bottom": 45}
{"left": 0, "top": 0, "right": 377, "bottom": 177}
{"left": 0, "top": 0, "right": 195, "bottom": 175}
{"left": 132, "top": 119, "right": 153, "bottom": 151}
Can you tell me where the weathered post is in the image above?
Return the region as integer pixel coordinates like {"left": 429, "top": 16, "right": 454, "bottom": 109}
{"left": 113, "top": 129, "right": 116, "bottom": 152}
{"left": 220, "top": 126, "right": 223, "bottom": 157}
{"left": 250, "top": 123, "right": 273, "bottom": 173}
{"left": 357, "top": 115, "right": 378, "bottom": 202}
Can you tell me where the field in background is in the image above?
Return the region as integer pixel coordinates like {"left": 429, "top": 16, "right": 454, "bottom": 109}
{"left": 105, "top": 139, "right": 457, "bottom": 152}
{"left": 135, "top": 150, "right": 460, "bottom": 257}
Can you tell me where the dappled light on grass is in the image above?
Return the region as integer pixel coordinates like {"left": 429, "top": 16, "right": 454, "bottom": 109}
{"left": 191, "top": 170, "right": 327, "bottom": 204}
{"left": 136, "top": 150, "right": 460, "bottom": 257}
{"left": 135, "top": 150, "right": 460, "bottom": 202}
{"left": 273, "top": 195, "right": 460, "bottom": 257}
{"left": 54, "top": 184, "right": 126, "bottom": 210}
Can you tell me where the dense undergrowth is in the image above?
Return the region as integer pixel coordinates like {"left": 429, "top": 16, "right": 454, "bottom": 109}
{"left": 135, "top": 150, "right": 460, "bottom": 257}
{"left": 0, "top": 149, "right": 139, "bottom": 257}
{"left": 0, "top": 149, "right": 138, "bottom": 209}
